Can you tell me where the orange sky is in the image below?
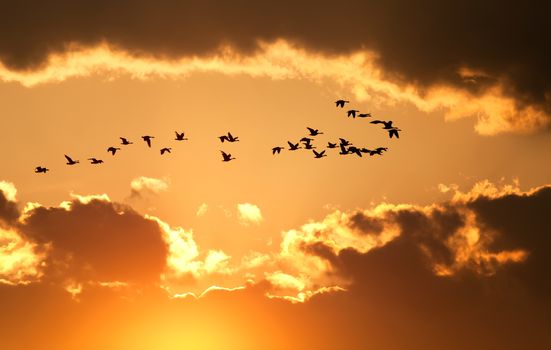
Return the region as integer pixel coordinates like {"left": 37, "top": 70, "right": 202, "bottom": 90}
{"left": 1, "top": 2, "right": 550, "bottom": 349}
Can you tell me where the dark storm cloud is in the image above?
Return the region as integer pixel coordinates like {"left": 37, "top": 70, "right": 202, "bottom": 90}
{"left": 18, "top": 198, "right": 168, "bottom": 284}
{"left": 0, "top": 1, "right": 549, "bottom": 111}
{"left": 328, "top": 186, "right": 551, "bottom": 295}
{"left": 0, "top": 190, "right": 19, "bottom": 225}
{"left": 468, "top": 187, "right": 551, "bottom": 296}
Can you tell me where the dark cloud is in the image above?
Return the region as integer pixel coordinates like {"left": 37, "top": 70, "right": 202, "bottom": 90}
{"left": 0, "top": 1, "right": 549, "bottom": 113}
{"left": 469, "top": 187, "right": 551, "bottom": 296}
{"left": 18, "top": 198, "right": 168, "bottom": 284}
{"left": 0, "top": 190, "right": 19, "bottom": 225}
{"left": 0, "top": 186, "right": 550, "bottom": 349}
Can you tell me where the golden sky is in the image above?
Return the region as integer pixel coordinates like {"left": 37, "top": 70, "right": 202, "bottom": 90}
{"left": 1, "top": 1, "right": 550, "bottom": 349}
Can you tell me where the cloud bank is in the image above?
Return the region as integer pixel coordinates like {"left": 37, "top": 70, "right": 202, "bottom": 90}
{"left": 0, "top": 1, "right": 549, "bottom": 135}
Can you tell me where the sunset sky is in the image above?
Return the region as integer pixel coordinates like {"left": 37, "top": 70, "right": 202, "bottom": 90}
{"left": 1, "top": 1, "right": 550, "bottom": 349}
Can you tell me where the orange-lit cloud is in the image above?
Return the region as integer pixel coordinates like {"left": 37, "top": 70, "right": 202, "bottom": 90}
{"left": 0, "top": 42, "right": 548, "bottom": 135}
{"left": 1, "top": 179, "right": 549, "bottom": 303}
{"left": 237, "top": 203, "right": 263, "bottom": 225}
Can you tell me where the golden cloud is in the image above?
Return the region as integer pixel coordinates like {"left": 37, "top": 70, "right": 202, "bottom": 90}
{"left": 0, "top": 42, "right": 548, "bottom": 135}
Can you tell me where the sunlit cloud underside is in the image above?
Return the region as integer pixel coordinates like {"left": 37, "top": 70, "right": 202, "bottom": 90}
{"left": 0, "top": 41, "right": 548, "bottom": 135}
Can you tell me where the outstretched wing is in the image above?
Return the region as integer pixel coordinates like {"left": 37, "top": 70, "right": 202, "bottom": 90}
{"left": 64, "top": 154, "right": 73, "bottom": 162}
{"left": 307, "top": 127, "right": 316, "bottom": 134}
{"left": 370, "top": 120, "right": 384, "bottom": 124}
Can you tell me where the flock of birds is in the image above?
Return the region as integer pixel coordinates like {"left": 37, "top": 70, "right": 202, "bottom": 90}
{"left": 269, "top": 99, "right": 401, "bottom": 160}
{"left": 34, "top": 99, "right": 402, "bottom": 173}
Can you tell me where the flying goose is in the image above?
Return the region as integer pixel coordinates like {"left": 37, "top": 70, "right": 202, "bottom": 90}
{"left": 272, "top": 146, "right": 284, "bottom": 155}
{"left": 120, "top": 137, "right": 133, "bottom": 145}
{"left": 339, "top": 145, "right": 350, "bottom": 155}
{"left": 370, "top": 147, "right": 388, "bottom": 155}
{"left": 370, "top": 120, "right": 394, "bottom": 129}
{"left": 335, "top": 99, "right": 350, "bottom": 108}
{"left": 313, "top": 150, "right": 327, "bottom": 158}
{"left": 327, "top": 142, "right": 337, "bottom": 149}
{"left": 347, "top": 110, "right": 360, "bottom": 118}
{"left": 226, "top": 132, "right": 239, "bottom": 142}
{"left": 307, "top": 127, "right": 323, "bottom": 136}
{"left": 35, "top": 166, "right": 49, "bottom": 174}
{"left": 175, "top": 131, "right": 188, "bottom": 141}
{"left": 287, "top": 141, "right": 301, "bottom": 150}
{"left": 64, "top": 155, "right": 79, "bottom": 165}
{"left": 142, "top": 136, "right": 155, "bottom": 147}
{"left": 348, "top": 146, "right": 363, "bottom": 157}
{"left": 107, "top": 147, "right": 121, "bottom": 155}
{"left": 221, "top": 150, "right": 236, "bottom": 162}
{"left": 88, "top": 158, "right": 104, "bottom": 164}
{"left": 339, "top": 138, "right": 352, "bottom": 146}
{"left": 388, "top": 128, "right": 401, "bottom": 139}
{"left": 160, "top": 147, "right": 172, "bottom": 155}
{"left": 358, "top": 113, "right": 372, "bottom": 118}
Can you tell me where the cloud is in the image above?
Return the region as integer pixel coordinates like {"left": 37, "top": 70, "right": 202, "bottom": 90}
{"left": 129, "top": 176, "right": 169, "bottom": 197}
{"left": 0, "top": 226, "right": 43, "bottom": 285}
{"left": 0, "top": 1, "right": 549, "bottom": 134}
{"left": 17, "top": 194, "right": 168, "bottom": 285}
{"left": 237, "top": 203, "right": 263, "bottom": 225}
{"left": 0, "top": 181, "right": 19, "bottom": 226}
{"left": 0, "top": 181, "right": 550, "bottom": 348}
{"left": 196, "top": 203, "right": 208, "bottom": 217}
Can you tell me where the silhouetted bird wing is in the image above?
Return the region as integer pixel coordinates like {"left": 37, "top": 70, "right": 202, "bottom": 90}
{"left": 370, "top": 120, "right": 384, "bottom": 124}
{"left": 64, "top": 155, "right": 74, "bottom": 163}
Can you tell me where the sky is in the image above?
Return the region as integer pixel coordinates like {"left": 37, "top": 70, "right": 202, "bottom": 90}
{"left": 1, "top": 1, "right": 550, "bottom": 349}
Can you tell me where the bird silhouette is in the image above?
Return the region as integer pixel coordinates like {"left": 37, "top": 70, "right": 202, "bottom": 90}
{"left": 160, "top": 147, "right": 172, "bottom": 155}
{"left": 339, "top": 138, "right": 352, "bottom": 146}
{"left": 107, "top": 147, "right": 121, "bottom": 155}
{"left": 88, "top": 158, "right": 104, "bottom": 164}
{"left": 142, "top": 136, "right": 155, "bottom": 147}
{"left": 327, "top": 142, "right": 337, "bottom": 149}
{"left": 347, "top": 110, "right": 360, "bottom": 118}
{"left": 370, "top": 147, "right": 388, "bottom": 155}
{"left": 287, "top": 141, "right": 301, "bottom": 150}
{"left": 348, "top": 146, "right": 363, "bottom": 157}
{"left": 272, "top": 146, "right": 284, "bottom": 154}
{"left": 339, "top": 145, "right": 350, "bottom": 155}
{"left": 370, "top": 120, "right": 394, "bottom": 129}
{"left": 388, "top": 128, "right": 401, "bottom": 139}
{"left": 175, "top": 131, "right": 188, "bottom": 141}
{"left": 220, "top": 150, "right": 236, "bottom": 162}
{"left": 313, "top": 150, "right": 327, "bottom": 158}
{"left": 304, "top": 143, "right": 316, "bottom": 150}
{"left": 358, "top": 113, "right": 372, "bottom": 118}
{"left": 120, "top": 137, "right": 133, "bottom": 145}
{"left": 335, "top": 99, "right": 350, "bottom": 108}
{"left": 300, "top": 137, "right": 314, "bottom": 143}
{"left": 64, "top": 155, "right": 79, "bottom": 165}
{"left": 219, "top": 132, "right": 239, "bottom": 143}
{"left": 307, "top": 127, "right": 323, "bottom": 136}
{"left": 226, "top": 132, "right": 239, "bottom": 142}
{"left": 35, "top": 166, "right": 49, "bottom": 174}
